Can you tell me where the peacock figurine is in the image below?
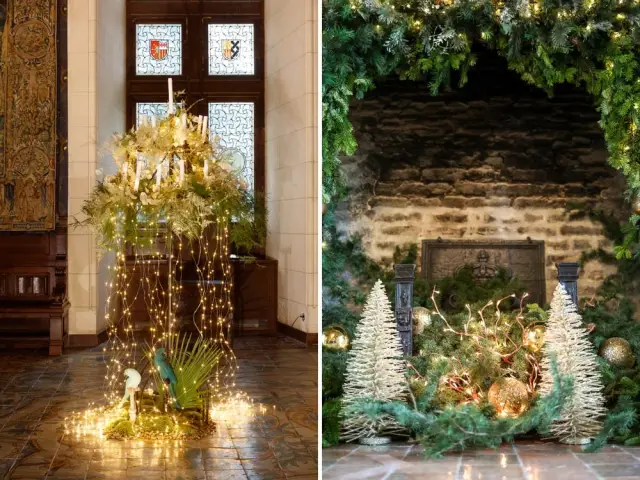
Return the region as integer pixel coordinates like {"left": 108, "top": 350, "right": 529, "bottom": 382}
{"left": 154, "top": 348, "right": 182, "bottom": 410}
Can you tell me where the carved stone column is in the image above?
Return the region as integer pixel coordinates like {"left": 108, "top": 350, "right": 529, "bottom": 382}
{"left": 394, "top": 264, "right": 416, "bottom": 356}
{"left": 556, "top": 262, "right": 580, "bottom": 306}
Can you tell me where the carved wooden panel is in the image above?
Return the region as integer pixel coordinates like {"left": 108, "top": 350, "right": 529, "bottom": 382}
{"left": 0, "top": 0, "right": 58, "bottom": 231}
{"left": 421, "top": 239, "right": 546, "bottom": 305}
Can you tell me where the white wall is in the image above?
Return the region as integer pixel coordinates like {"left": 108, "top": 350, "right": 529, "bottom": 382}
{"left": 67, "top": 0, "right": 125, "bottom": 336}
{"left": 264, "top": 0, "right": 319, "bottom": 336}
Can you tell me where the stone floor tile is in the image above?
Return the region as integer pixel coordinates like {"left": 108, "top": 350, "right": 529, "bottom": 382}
{"left": 205, "top": 471, "right": 248, "bottom": 480}
{"left": 589, "top": 463, "right": 640, "bottom": 477}
{"left": 0, "top": 335, "right": 315, "bottom": 479}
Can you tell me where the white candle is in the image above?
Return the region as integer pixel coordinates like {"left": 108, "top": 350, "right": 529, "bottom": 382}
{"left": 203, "top": 158, "right": 208, "bottom": 177}
{"left": 179, "top": 159, "right": 185, "bottom": 184}
{"left": 156, "top": 162, "right": 162, "bottom": 187}
{"left": 122, "top": 162, "right": 128, "bottom": 182}
{"left": 168, "top": 78, "right": 174, "bottom": 115}
{"left": 197, "top": 115, "right": 203, "bottom": 134}
{"left": 134, "top": 160, "right": 142, "bottom": 192}
{"left": 151, "top": 116, "right": 157, "bottom": 128}
{"left": 201, "top": 116, "right": 208, "bottom": 141}
{"left": 181, "top": 113, "right": 187, "bottom": 129}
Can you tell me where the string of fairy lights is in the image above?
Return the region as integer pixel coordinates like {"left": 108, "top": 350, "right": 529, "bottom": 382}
{"left": 65, "top": 82, "right": 257, "bottom": 438}
{"left": 408, "top": 289, "right": 543, "bottom": 406}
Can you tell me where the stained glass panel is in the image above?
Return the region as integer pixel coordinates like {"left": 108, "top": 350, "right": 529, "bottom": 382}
{"left": 208, "top": 24, "right": 255, "bottom": 76}
{"left": 136, "top": 24, "right": 182, "bottom": 76}
{"left": 208, "top": 102, "right": 255, "bottom": 189}
{"left": 136, "top": 103, "right": 170, "bottom": 127}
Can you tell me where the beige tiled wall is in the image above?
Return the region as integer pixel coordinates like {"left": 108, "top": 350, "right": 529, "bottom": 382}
{"left": 67, "top": 0, "right": 125, "bottom": 335}
{"left": 264, "top": 0, "right": 319, "bottom": 335}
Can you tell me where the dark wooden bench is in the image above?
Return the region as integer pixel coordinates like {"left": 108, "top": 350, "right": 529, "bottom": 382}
{"left": 0, "top": 298, "right": 69, "bottom": 355}
{"left": 0, "top": 225, "right": 69, "bottom": 356}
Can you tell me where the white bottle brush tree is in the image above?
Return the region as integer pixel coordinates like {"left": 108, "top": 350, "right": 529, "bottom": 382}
{"left": 539, "top": 283, "right": 606, "bottom": 444}
{"left": 341, "top": 279, "right": 408, "bottom": 444}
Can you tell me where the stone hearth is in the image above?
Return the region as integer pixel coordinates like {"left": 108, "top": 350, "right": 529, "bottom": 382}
{"left": 335, "top": 52, "right": 628, "bottom": 302}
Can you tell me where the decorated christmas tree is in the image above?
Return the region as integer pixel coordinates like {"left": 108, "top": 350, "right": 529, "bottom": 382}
{"left": 539, "top": 283, "right": 606, "bottom": 444}
{"left": 341, "top": 279, "right": 408, "bottom": 444}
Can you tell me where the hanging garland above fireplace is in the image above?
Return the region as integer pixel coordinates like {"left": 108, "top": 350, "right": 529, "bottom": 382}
{"left": 323, "top": 0, "right": 640, "bottom": 251}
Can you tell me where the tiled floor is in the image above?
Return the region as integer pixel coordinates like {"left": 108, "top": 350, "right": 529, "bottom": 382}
{"left": 322, "top": 441, "right": 640, "bottom": 479}
{"left": 0, "top": 335, "right": 317, "bottom": 480}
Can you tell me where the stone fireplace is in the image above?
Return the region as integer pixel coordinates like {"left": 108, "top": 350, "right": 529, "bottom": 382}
{"left": 335, "top": 52, "right": 628, "bottom": 303}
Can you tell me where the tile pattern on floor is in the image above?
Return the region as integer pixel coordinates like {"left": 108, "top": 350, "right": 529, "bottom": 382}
{"left": 323, "top": 441, "right": 640, "bottom": 479}
{"left": 0, "top": 335, "right": 317, "bottom": 479}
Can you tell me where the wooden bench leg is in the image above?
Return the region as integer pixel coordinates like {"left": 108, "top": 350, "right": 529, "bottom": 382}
{"left": 49, "top": 315, "right": 63, "bottom": 356}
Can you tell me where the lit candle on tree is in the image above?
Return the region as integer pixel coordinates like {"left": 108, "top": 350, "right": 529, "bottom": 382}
{"left": 168, "top": 78, "right": 174, "bottom": 115}
{"left": 201, "top": 116, "right": 208, "bottom": 141}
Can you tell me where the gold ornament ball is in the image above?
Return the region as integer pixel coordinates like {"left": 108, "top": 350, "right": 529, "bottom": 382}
{"left": 599, "top": 337, "right": 635, "bottom": 368}
{"left": 322, "top": 326, "right": 350, "bottom": 350}
{"left": 525, "top": 324, "right": 545, "bottom": 353}
{"left": 412, "top": 307, "right": 432, "bottom": 335}
{"left": 488, "top": 378, "right": 530, "bottom": 418}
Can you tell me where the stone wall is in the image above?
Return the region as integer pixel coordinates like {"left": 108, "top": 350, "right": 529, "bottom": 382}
{"left": 335, "top": 55, "right": 629, "bottom": 302}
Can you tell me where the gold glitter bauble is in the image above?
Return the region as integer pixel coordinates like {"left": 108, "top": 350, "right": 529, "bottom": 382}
{"left": 322, "top": 326, "right": 349, "bottom": 350}
{"left": 525, "top": 324, "right": 545, "bottom": 353}
{"left": 599, "top": 337, "right": 635, "bottom": 368}
{"left": 412, "top": 307, "right": 432, "bottom": 335}
{"left": 488, "top": 378, "right": 530, "bottom": 418}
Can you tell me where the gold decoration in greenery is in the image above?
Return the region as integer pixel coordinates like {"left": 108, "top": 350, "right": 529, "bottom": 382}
{"left": 412, "top": 307, "right": 431, "bottom": 335}
{"left": 525, "top": 324, "right": 545, "bottom": 353}
{"left": 488, "top": 378, "right": 530, "bottom": 418}
{"left": 599, "top": 337, "right": 636, "bottom": 369}
{"left": 322, "top": 326, "right": 350, "bottom": 350}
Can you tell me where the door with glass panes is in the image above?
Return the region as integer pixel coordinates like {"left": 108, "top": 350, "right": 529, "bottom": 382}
{"left": 126, "top": 0, "right": 274, "bottom": 336}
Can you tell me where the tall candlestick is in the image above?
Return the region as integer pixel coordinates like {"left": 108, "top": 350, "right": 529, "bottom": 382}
{"left": 201, "top": 116, "right": 208, "bottom": 141}
{"left": 197, "top": 115, "right": 203, "bottom": 135}
{"left": 151, "top": 116, "right": 157, "bottom": 128}
{"left": 203, "top": 158, "right": 208, "bottom": 178}
{"left": 168, "top": 78, "right": 174, "bottom": 115}
{"left": 122, "top": 162, "right": 128, "bottom": 182}
{"left": 179, "top": 159, "right": 185, "bottom": 184}
{"left": 181, "top": 113, "right": 187, "bottom": 129}
{"left": 134, "top": 160, "right": 142, "bottom": 192}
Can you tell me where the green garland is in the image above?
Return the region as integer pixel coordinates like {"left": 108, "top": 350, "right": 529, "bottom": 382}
{"left": 323, "top": 0, "right": 640, "bottom": 242}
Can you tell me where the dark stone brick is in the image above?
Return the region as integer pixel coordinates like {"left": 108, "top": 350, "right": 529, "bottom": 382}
{"left": 434, "top": 213, "right": 468, "bottom": 223}
{"left": 524, "top": 213, "right": 544, "bottom": 222}
{"left": 560, "top": 225, "right": 602, "bottom": 236}
{"left": 573, "top": 239, "right": 592, "bottom": 250}
{"left": 370, "top": 196, "right": 410, "bottom": 208}
{"left": 547, "top": 241, "right": 570, "bottom": 250}
{"left": 381, "top": 225, "right": 419, "bottom": 236}
{"left": 476, "top": 226, "right": 498, "bottom": 235}
{"left": 378, "top": 212, "right": 422, "bottom": 222}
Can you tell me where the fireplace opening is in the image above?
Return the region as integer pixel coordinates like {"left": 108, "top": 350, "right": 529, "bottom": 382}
{"left": 335, "top": 50, "right": 628, "bottom": 303}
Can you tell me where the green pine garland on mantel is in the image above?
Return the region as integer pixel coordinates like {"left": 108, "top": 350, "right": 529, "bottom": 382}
{"left": 323, "top": 0, "right": 640, "bottom": 251}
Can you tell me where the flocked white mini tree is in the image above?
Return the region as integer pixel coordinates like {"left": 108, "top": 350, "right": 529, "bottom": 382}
{"left": 539, "top": 283, "right": 606, "bottom": 444}
{"left": 341, "top": 279, "right": 408, "bottom": 444}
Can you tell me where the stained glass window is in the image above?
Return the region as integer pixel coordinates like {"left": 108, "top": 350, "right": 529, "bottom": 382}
{"left": 208, "top": 24, "right": 255, "bottom": 76}
{"left": 208, "top": 102, "right": 255, "bottom": 189}
{"left": 136, "top": 103, "right": 170, "bottom": 126}
{"left": 136, "top": 24, "right": 182, "bottom": 76}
